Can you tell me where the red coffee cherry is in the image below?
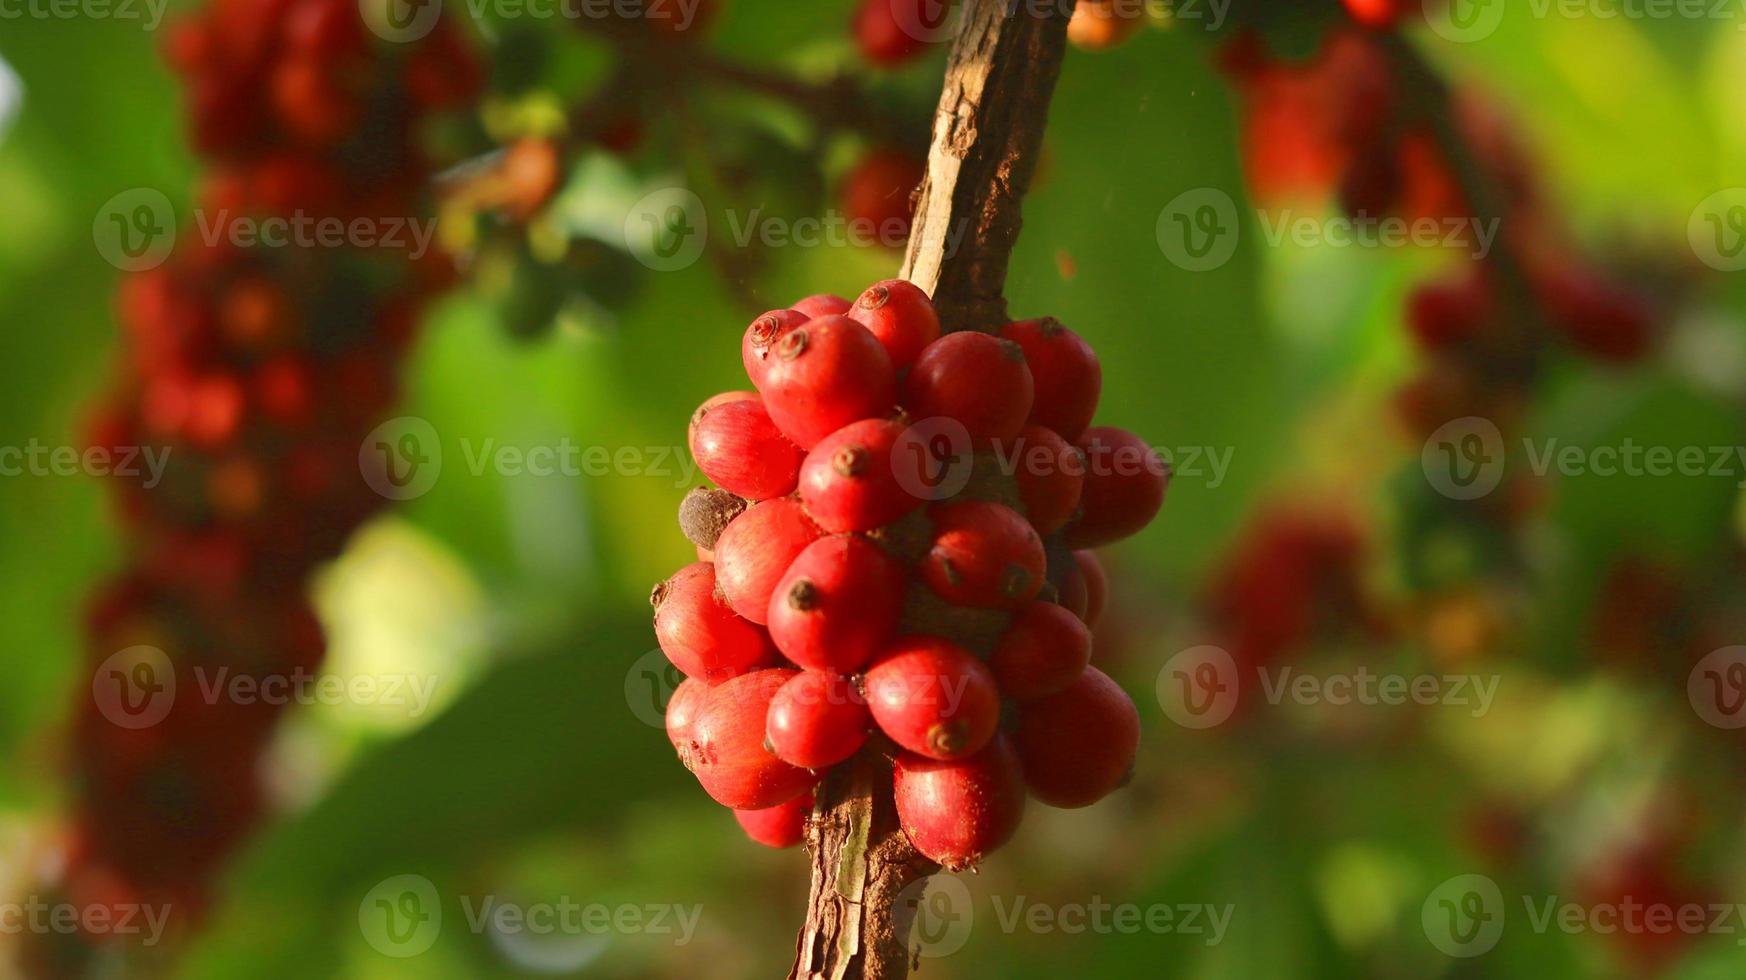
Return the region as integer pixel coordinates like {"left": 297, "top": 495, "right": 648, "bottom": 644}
{"left": 686, "top": 668, "right": 819, "bottom": 809}
{"left": 864, "top": 636, "right": 1001, "bottom": 760}
{"left": 185, "top": 374, "right": 247, "bottom": 449}
{"left": 767, "top": 535, "right": 906, "bottom": 674}
{"left": 922, "top": 500, "right": 1046, "bottom": 609}
{"left": 997, "top": 424, "right": 1085, "bottom": 535}
{"left": 666, "top": 676, "right": 714, "bottom": 761}
{"left": 854, "top": 0, "right": 935, "bottom": 67}
{"left": 792, "top": 294, "right": 852, "bottom": 318}
{"left": 742, "top": 308, "right": 808, "bottom": 387}
{"left": 1407, "top": 273, "right": 1491, "bottom": 351}
{"left": 765, "top": 671, "right": 871, "bottom": 769}
{"left": 848, "top": 279, "right": 940, "bottom": 371}
{"left": 998, "top": 318, "right": 1101, "bottom": 442}
{"left": 841, "top": 152, "right": 924, "bottom": 249}
{"left": 798, "top": 418, "right": 924, "bottom": 533}
{"left": 903, "top": 332, "right": 1034, "bottom": 444}
{"left": 255, "top": 355, "right": 314, "bottom": 427}
{"left": 1343, "top": 0, "right": 1408, "bottom": 28}
{"left": 760, "top": 315, "right": 896, "bottom": 450}
{"left": 1013, "top": 667, "right": 1139, "bottom": 808}
{"left": 713, "top": 499, "right": 824, "bottom": 624}
{"left": 1538, "top": 264, "right": 1656, "bottom": 364}
{"left": 734, "top": 792, "right": 812, "bottom": 849}
{"left": 1074, "top": 550, "right": 1107, "bottom": 628}
{"left": 689, "top": 392, "right": 806, "bottom": 500}
{"left": 990, "top": 601, "right": 1093, "bottom": 702}
{"left": 270, "top": 55, "right": 356, "bottom": 145}
{"left": 1068, "top": 427, "right": 1167, "bottom": 548}
{"left": 893, "top": 736, "right": 1027, "bottom": 870}
{"left": 653, "top": 562, "right": 777, "bottom": 681}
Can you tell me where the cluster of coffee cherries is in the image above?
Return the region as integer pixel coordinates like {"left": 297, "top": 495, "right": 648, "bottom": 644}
{"left": 1201, "top": 503, "right": 1379, "bottom": 688}
{"left": 28, "top": 1, "right": 479, "bottom": 968}
{"left": 653, "top": 282, "right": 1163, "bottom": 869}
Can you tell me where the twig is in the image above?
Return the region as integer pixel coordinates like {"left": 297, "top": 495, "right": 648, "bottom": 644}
{"left": 788, "top": 4, "right": 1072, "bottom": 979}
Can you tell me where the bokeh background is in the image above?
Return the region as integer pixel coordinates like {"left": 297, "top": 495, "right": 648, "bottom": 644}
{"left": 3, "top": 0, "right": 1746, "bottom": 976}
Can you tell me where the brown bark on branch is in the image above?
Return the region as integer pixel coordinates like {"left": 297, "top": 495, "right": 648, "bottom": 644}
{"left": 900, "top": 0, "right": 1071, "bottom": 335}
{"left": 788, "top": 4, "right": 1070, "bottom": 979}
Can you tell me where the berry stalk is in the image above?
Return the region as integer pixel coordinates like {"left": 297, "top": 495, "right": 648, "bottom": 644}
{"left": 790, "top": 3, "right": 1071, "bottom": 978}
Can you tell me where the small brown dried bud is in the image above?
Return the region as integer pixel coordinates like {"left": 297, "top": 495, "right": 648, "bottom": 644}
{"left": 678, "top": 486, "right": 747, "bottom": 551}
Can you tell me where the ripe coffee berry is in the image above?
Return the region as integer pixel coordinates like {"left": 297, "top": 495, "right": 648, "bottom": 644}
{"left": 742, "top": 309, "right": 808, "bottom": 387}
{"left": 998, "top": 318, "right": 1101, "bottom": 442}
{"left": 1068, "top": 427, "right": 1168, "bottom": 548}
{"left": 1406, "top": 273, "right": 1490, "bottom": 352}
{"left": 990, "top": 601, "right": 1093, "bottom": 701}
{"left": 758, "top": 315, "right": 896, "bottom": 450}
{"left": 854, "top": 0, "right": 935, "bottom": 66}
{"left": 713, "top": 498, "right": 823, "bottom": 624}
{"left": 767, "top": 535, "right": 906, "bottom": 674}
{"left": 922, "top": 500, "right": 1046, "bottom": 609}
{"left": 864, "top": 635, "right": 1001, "bottom": 760}
{"left": 792, "top": 294, "right": 852, "bottom": 318}
{"left": 666, "top": 676, "right": 713, "bottom": 760}
{"left": 734, "top": 792, "right": 812, "bottom": 849}
{"left": 903, "top": 332, "right": 1034, "bottom": 444}
{"left": 765, "top": 671, "right": 871, "bottom": 770}
{"left": 848, "top": 278, "right": 941, "bottom": 371}
{"left": 1014, "top": 667, "right": 1140, "bottom": 808}
{"left": 689, "top": 392, "right": 805, "bottom": 501}
{"left": 798, "top": 418, "right": 923, "bottom": 533}
{"left": 841, "top": 153, "right": 924, "bottom": 249}
{"left": 999, "top": 424, "right": 1085, "bottom": 535}
{"left": 893, "top": 737, "right": 1027, "bottom": 870}
{"left": 653, "top": 562, "right": 777, "bottom": 681}
{"left": 1073, "top": 549, "right": 1108, "bottom": 627}
{"left": 686, "top": 668, "right": 819, "bottom": 810}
